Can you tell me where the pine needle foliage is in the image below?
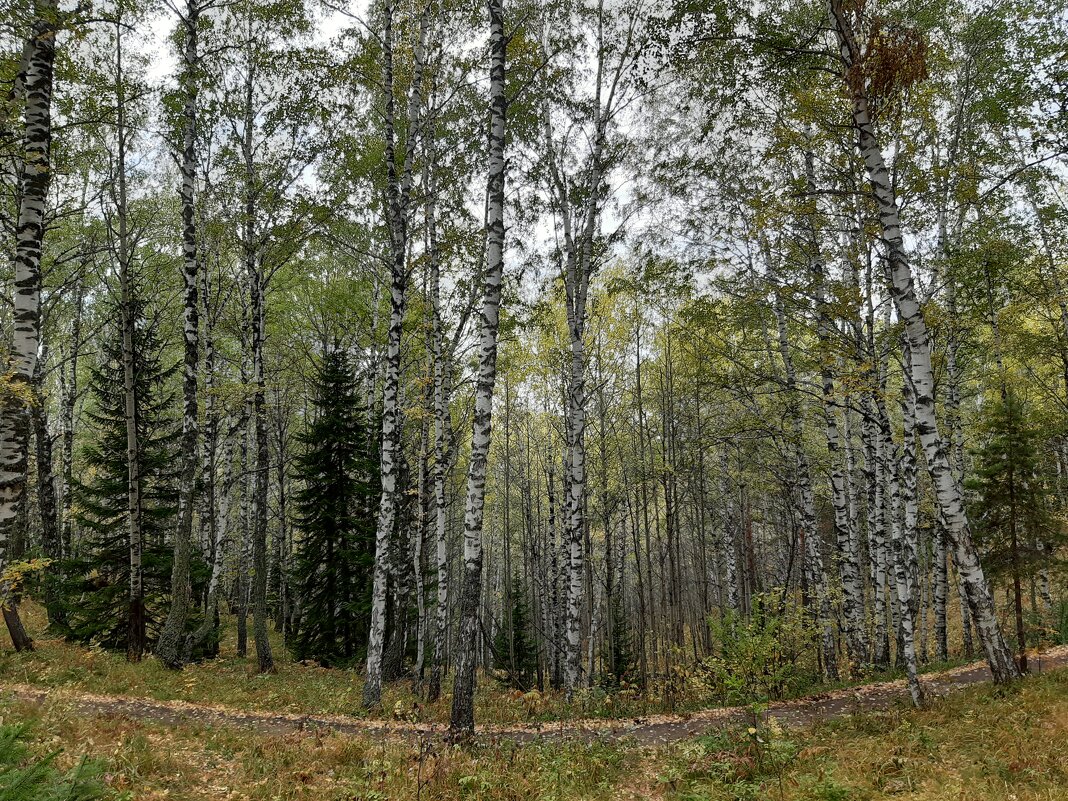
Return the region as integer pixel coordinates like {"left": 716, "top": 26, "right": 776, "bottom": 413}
{"left": 59, "top": 299, "right": 193, "bottom": 651}
{"left": 0, "top": 724, "right": 112, "bottom": 801}
{"left": 290, "top": 349, "right": 378, "bottom": 667}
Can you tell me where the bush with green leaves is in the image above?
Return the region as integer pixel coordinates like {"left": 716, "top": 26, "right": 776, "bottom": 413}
{"left": 0, "top": 724, "right": 114, "bottom": 801}
{"left": 697, "top": 593, "right": 821, "bottom": 704}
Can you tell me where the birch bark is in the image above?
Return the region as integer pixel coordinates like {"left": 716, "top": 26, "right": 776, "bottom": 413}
{"left": 774, "top": 294, "right": 838, "bottom": 680}
{"left": 0, "top": 0, "right": 57, "bottom": 651}
{"left": 157, "top": 0, "right": 202, "bottom": 668}
{"left": 802, "top": 146, "right": 867, "bottom": 670}
{"left": 449, "top": 0, "right": 507, "bottom": 734}
{"left": 829, "top": 0, "right": 1019, "bottom": 682}
{"left": 364, "top": 0, "right": 430, "bottom": 707}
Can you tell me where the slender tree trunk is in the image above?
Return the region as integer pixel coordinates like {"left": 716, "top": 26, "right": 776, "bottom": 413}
{"left": 364, "top": 0, "right": 429, "bottom": 707}
{"left": 237, "top": 51, "right": 274, "bottom": 675}
{"left": 803, "top": 146, "right": 867, "bottom": 670}
{"left": 108, "top": 23, "right": 146, "bottom": 664}
{"left": 894, "top": 342, "right": 923, "bottom": 705}
{"left": 60, "top": 281, "right": 84, "bottom": 561}
{"left": 449, "top": 0, "right": 506, "bottom": 734}
{"left": 774, "top": 294, "right": 838, "bottom": 681}
{"left": 235, "top": 375, "right": 252, "bottom": 658}
{"left": 934, "top": 523, "right": 948, "bottom": 662}
{"left": 157, "top": 0, "right": 201, "bottom": 668}
{"left": 720, "top": 450, "right": 739, "bottom": 613}
{"left": 426, "top": 147, "right": 451, "bottom": 704}
{"left": 829, "top": 0, "right": 1019, "bottom": 683}
{"left": 32, "top": 363, "right": 62, "bottom": 625}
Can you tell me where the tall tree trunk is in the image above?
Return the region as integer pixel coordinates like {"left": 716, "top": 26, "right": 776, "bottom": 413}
{"left": 426, "top": 144, "right": 451, "bottom": 704}
{"left": 32, "top": 362, "right": 62, "bottom": 625}
{"left": 829, "top": 0, "right": 1019, "bottom": 683}
{"left": 449, "top": 0, "right": 506, "bottom": 734}
{"left": 803, "top": 146, "right": 867, "bottom": 670}
{"left": 893, "top": 342, "right": 922, "bottom": 705}
{"left": 934, "top": 523, "right": 949, "bottom": 661}
{"left": 774, "top": 294, "right": 838, "bottom": 681}
{"left": 109, "top": 22, "right": 146, "bottom": 664}
{"left": 0, "top": 0, "right": 56, "bottom": 652}
{"left": 186, "top": 269, "right": 224, "bottom": 660}
{"left": 235, "top": 397, "right": 250, "bottom": 658}
{"left": 239, "top": 48, "right": 274, "bottom": 675}
{"left": 364, "top": 0, "right": 429, "bottom": 707}
{"left": 157, "top": 0, "right": 201, "bottom": 668}
{"left": 60, "top": 281, "right": 85, "bottom": 561}
{"left": 720, "top": 450, "right": 739, "bottom": 613}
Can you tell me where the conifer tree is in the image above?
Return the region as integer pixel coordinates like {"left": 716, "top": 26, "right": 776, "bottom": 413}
{"left": 606, "top": 594, "right": 635, "bottom": 686}
{"left": 291, "top": 349, "right": 378, "bottom": 667}
{"left": 967, "top": 390, "right": 1063, "bottom": 669}
{"left": 492, "top": 574, "right": 537, "bottom": 689}
{"left": 61, "top": 301, "right": 187, "bottom": 651}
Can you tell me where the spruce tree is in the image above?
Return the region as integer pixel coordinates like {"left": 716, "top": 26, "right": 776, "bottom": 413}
{"left": 290, "top": 349, "right": 377, "bottom": 667}
{"left": 493, "top": 574, "right": 537, "bottom": 689}
{"left": 60, "top": 300, "right": 187, "bottom": 651}
{"left": 967, "top": 389, "right": 1063, "bottom": 669}
{"left": 606, "top": 594, "right": 635, "bottom": 686}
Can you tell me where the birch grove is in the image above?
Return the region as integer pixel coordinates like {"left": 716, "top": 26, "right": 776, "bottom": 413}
{"left": 0, "top": 0, "right": 1066, "bottom": 738}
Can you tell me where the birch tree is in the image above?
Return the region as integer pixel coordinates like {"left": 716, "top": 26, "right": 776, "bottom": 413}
{"left": 449, "top": 0, "right": 507, "bottom": 735}
{"left": 156, "top": 0, "right": 207, "bottom": 669}
{"left": 0, "top": 0, "right": 58, "bottom": 652}
{"left": 364, "top": 0, "right": 431, "bottom": 709}
{"left": 827, "top": 0, "right": 1019, "bottom": 683}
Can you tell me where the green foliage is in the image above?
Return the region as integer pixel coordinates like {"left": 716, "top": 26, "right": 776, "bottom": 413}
{"left": 966, "top": 390, "right": 1063, "bottom": 585}
{"left": 290, "top": 348, "right": 378, "bottom": 667}
{"left": 1053, "top": 600, "right": 1068, "bottom": 645}
{"left": 603, "top": 593, "right": 637, "bottom": 687}
{"left": 0, "top": 724, "right": 113, "bottom": 801}
{"left": 59, "top": 299, "right": 203, "bottom": 652}
{"left": 660, "top": 722, "right": 800, "bottom": 801}
{"left": 0, "top": 560, "right": 52, "bottom": 610}
{"left": 492, "top": 575, "right": 538, "bottom": 690}
{"left": 697, "top": 594, "right": 820, "bottom": 704}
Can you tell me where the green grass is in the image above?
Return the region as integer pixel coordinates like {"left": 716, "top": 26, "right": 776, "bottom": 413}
{"left": 0, "top": 600, "right": 1011, "bottom": 728}
{"left": 0, "top": 722, "right": 114, "bottom": 801}
{"left": 3, "top": 656, "right": 1068, "bottom": 800}
{"left": 655, "top": 668, "right": 1068, "bottom": 801}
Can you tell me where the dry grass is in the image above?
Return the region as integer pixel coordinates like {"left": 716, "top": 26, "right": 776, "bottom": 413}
{"left": 2, "top": 657, "right": 1068, "bottom": 799}
{"left": 655, "top": 668, "right": 1068, "bottom": 800}
{"left": 0, "top": 601, "right": 995, "bottom": 729}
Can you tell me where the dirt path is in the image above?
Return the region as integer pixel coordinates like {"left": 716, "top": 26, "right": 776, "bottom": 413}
{"left": 4, "top": 646, "right": 1066, "bottom": 747}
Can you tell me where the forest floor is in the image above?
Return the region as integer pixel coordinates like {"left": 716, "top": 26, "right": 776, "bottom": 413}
{"left": 3, "top": 642, "right": 1066, "bottom": 746}
{"left": 1, "top": 645, "right": 1067, "bottom": 799}
{"left": 1, "top": 601, "right": 1066, "bottom": 744}
{"left": 0, "top": 601, "right": 1011, "bottom": 727}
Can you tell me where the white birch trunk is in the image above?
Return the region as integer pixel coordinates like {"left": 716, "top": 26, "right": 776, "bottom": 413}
{"left": 829, "top": 0, "right": 1019, "bottom": 683}
{"left": 157, "top": 0, "right": 201, "bottom": 668}
{"left": 774, "top": 295, "right": 838, "bottom": 680}
{"left": 0, "top": 0, "right": 56, "bottom": 652}
{"left": 364, "top": 0, "right": 430, "bottom": 707}
{"left": 803, "top": 146, "right": 867, "bottom": 670}
{"left": 426, "top": 150, "right": 452, "bottom": 702}
{"left": 449, "top": 0, "right": 507, "bottom": 733}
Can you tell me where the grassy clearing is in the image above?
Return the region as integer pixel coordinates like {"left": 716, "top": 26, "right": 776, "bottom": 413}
{"left": 2, "top": 659, "right": 1068, "bottom": 799}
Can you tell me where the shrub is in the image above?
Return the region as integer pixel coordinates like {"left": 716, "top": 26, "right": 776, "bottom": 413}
{"left": 696, "top": 593, "right": 821, "bottom": 705}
